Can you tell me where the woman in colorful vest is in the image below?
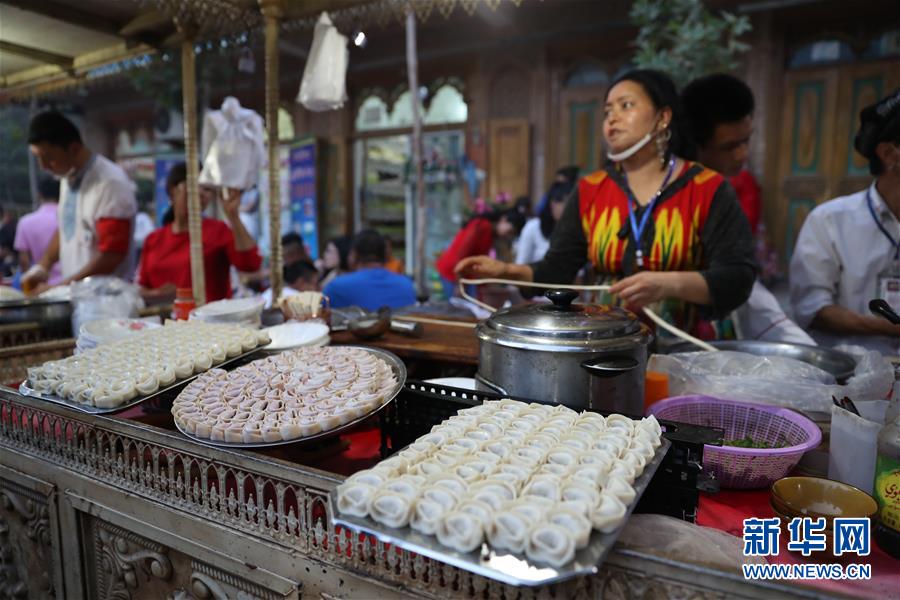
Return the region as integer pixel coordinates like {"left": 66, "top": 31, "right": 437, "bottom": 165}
{"left": 456, "top": 69, "right": 756, "bottom": 340}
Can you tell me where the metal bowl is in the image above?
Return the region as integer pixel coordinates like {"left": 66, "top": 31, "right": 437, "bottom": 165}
{"left": 665, "top": 340, "right": 857, "bottom": 382}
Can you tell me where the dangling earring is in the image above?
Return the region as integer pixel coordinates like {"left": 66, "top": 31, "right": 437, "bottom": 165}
{"left": 656, "top": 128, "right": 672, "bottom": 166}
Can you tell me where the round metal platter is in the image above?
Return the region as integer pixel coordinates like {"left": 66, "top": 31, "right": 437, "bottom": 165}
{"left": 173, "top": 346, "right": 407, "bottom": 448}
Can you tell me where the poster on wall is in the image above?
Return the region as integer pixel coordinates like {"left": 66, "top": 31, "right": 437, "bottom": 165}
{"left": 289, "top": 138, "right": 319, "bottom": 260}
{"left": 154, "top": 154, "right": 184, "bottom": 225}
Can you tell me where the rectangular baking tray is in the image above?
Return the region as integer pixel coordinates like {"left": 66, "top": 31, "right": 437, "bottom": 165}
{"left": 333, "top": 437, "right": 671, "bottom": 587}
{"left": 18, "top": 347, "right": 266, "bottom": 415}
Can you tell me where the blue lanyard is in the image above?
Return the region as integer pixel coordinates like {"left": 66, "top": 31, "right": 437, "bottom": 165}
{"left": 867, "top": 187, "right": 900, "bottom": 260}
{"left": 624, "top": 157, "right": 676, "bottom": 267}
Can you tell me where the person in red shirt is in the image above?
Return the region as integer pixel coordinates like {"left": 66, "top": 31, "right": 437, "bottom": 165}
{"left": 139, "top": 163, "right": 261, "bottom": 303}
{"left": 435, "top": 208, "right": 525, "bottom": 298}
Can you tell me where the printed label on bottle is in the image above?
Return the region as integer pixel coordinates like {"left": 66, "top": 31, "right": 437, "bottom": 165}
{"left": 875, "top": 454, "right": 900, "bottom": 532}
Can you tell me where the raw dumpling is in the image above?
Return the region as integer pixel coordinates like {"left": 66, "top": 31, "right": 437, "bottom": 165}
{"left": 335, "top": 482, "right": 375, "bottom": 517}
{"left": 549, "top": 509, "right": 592, "bottom": 549}
{"left": 456, "top": 500, "right": 495, "bottom": 528}
{"left": 561, "top": 481, "right": 600, "bottom": 508}
{"left": 522, "top": 476, "right": 562, "bottom": 503}
{"left": 420, "top": 486, "right": 459, "bottom": 511}
{"left": 526, "top": 524, "right": 576, "bottom": 567}
{"left": 591, "top": 493, "right": 627, "bottom": 533}
{"left": 488, "top": 511, "right": 530, "bottom": 553}
{"left": 368, "top": 490, "right": 414, "bottom": 528}
{"left": 437, "top": 511, "right": 485, "bottom": 553}
{"left": 604, "top": 475, "right": 636, "bottom": 505}
{"left": 410, "top": 498, "right": 448, "bottom": 535}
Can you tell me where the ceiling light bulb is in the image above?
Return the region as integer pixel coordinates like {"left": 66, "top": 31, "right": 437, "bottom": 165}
{"left": 353, "top": 30, "right": 367, "bottom": 48}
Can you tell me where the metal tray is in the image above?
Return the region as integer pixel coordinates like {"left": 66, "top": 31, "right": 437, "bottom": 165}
{"left": 173, "top": 346, "right": 407, "bottom": 448}
{"left": 333, "top": 437, "right": 671, "bottom": 587}
{"left": 18, "top": 347, "right": 266, "bottom": 415}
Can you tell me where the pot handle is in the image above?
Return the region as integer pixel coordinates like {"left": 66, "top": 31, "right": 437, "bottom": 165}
{"left": 581, "top": 356, "right": 640, "bottom": 378}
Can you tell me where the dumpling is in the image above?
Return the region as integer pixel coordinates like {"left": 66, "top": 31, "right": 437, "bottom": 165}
{"left": 437, "top": 511, "right": 485, "bottom": 553}
{"left": 368, "top": 490, "right": 414, "bottom": 528}
{"left": 606, "top": 413, "right": 635, "bottom": 434}
{"left": 604, "top": 475, "right": 636, "bottom": 505}
{"left": 502, "top": 499, "right": 549, "bottom": 525}
{"left": 639, "top": 415, "right": 663, "bottom": 438}
{"left": 526, "top": 524, "right": 576, "bottom": 567}
{"left": 428, "top": 475, "right": 468, "bottom": 498}
{"left": 591, "top": 493, "right": 627, "bottom": 533}
{"left": 469, "top": 480, "right": 516, "bottom": 510}
{"left": 522, "top": 476, "right": 562, "bottom": 503}
{"left": 410, "top": 498, "right": 448, "bottom": 535}
{"left": 546, "top": 448, "right": 579, "bottom": 467}
{"left": 380, "top": 477, "right": 421, "bottom": 500}
{"left": 488, "top": 511, "right": 530, "bottom": 553}
{"left": 456, "top": 500, "right": 495, "bottom": 528}
{"left": 335, "top": 482, "right": 375, "bottom": 517}
{"left": 420, "top": 486, "right": 459, "bottom": 511}
{"left": 561, "top": 481, "right": 600, "bottom": 508}
{"left": 608, "top": 462, "right": 637, "bottom": 485}
{"left": 549, "top": 509, "right": 592, "bottom": 549}
{"left": 569, "top": 465, "right": 607, "bottom": 487}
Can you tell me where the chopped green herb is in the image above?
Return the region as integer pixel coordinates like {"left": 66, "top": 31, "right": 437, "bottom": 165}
{"left": 724, "top": 436, "right": 787, "bottom": 449}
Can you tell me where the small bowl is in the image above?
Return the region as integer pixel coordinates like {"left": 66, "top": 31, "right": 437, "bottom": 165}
{"left": 348, "top": 316, "right": 390, "bottom": 340}
{"left": 771, "top": 476, "right": 878, "bottom": 523}
{"left": 769, "top": 499, "right": 837, "bottom": 558}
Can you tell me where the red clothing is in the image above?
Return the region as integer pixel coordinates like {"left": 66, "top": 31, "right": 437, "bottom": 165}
{"left": 138, "top": 219, "right": 261, "bottom": 302}
{"left": 729, "top": 169, "right": 761, "bottom": 233}
{"left": 435, "top": 217, "right": 495, "bottom": 282}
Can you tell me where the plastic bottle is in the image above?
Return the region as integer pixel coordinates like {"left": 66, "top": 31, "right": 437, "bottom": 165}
{"left": 874, "top": 391, "right": 900, "bottom": 557}
{"left": 173, "top": 287, "right": 196, "bottom": 320}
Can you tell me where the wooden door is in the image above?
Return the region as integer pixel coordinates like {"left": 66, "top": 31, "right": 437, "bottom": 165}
{"left": 488, "top": 118, "right": 530, "bottom": 200}
{"left": 558, "top": 85, "right": 607, "bottom": 175}
{"left": 775, "top": 60, "right": 900, "bottom": 264}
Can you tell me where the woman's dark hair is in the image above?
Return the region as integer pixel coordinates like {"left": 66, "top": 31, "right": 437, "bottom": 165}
{"left": 28, "top": 111, "right": 82, "bottom": 148}
{"left": 607, "top": 69, "right": 690, "bottom": 161}
{"left": 501, "top": 208, "right": 527, "bottom": 237}
{"left": 539, "top": 182, "right": 574, "bottom": 239}
{"left": 36, "top": 177, "right": 60, "bottom": 201}
{"left": 165, "top": 162, "right": 188, "bottom": 193}
{"left": 328, "top": 235, "right": 353, "bottom": 272}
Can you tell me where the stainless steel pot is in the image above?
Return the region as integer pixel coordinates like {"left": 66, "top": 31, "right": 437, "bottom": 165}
{"left": 475, "top": 289, "right": 653, "bottom": 414}
{"left": 0, "top": 297, "right": 72, "bottom": 337}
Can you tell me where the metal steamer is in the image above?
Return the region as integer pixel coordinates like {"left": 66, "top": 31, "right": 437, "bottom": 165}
{"left": 475, "top": 290, "right": 653, "bottom": 413}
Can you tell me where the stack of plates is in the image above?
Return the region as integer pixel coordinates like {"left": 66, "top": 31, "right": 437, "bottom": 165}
{"left": 189, "top": 297, "right": 265, "bottom": 328}
{"left": 262, "top": 321, "right": 330, "bottom": 352}
{"left": 77, "top": 318, "right": 161, "bottom": 352}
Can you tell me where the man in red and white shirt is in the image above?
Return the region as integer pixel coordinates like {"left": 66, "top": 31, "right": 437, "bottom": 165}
{"left": 22, "top": 111, "right": 136, "bottom": 290}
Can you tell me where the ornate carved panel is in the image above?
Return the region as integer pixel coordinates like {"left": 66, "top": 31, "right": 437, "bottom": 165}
{"left": 0, "top": 470, "right": 57, "bottom": 600}
{"left": 89, "top": 520, "right": 173, "bottom": 600}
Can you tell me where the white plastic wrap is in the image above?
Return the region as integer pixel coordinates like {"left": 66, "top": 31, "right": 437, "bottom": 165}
{"left": 71, "top": 276, "right": 144, "bottom": 338}
{"left": 296, "top": 12, "right": 348, "bottom": 112}
{"left": 198, "top": 97, "right": 266, "bottom": 190}
{"left": 647, "top": 347, "right": 893, "bottom": 415}
{"left": 828, "top": 404, "right": 882, "bottom": 495}
{"left": 619, "top": 514, "right": 765, "bottom": 573}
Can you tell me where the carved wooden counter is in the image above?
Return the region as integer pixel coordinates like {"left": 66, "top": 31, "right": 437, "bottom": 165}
{"left": 0, "top": 387, "right": 817, "bottom": 600}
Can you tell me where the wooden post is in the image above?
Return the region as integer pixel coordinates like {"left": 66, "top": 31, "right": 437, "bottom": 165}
{"left": 406, "top": 5, "right": 426, "bottom": 299}
{"left": 260, "top": 0, "right": 284, "bottom": 305}
{"left": 179, "top": 26, "right": 206, "bottom": 307}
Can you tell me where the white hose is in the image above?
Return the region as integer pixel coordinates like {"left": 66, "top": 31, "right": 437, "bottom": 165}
{"left": 458, "top": 277, "right": 718, "bottom": 353}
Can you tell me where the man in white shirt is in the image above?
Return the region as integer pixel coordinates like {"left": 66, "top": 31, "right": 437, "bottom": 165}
{"left": 790, "top": 89, "right": 900, "bottom": 355}
{"left": 22, "top": 111, "right": 137, "bottom": 291}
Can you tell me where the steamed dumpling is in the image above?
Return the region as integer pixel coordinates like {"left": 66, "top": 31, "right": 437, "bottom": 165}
{"left": 591, "top": 493, "right": 627, "bottom": 533}
{"left": 336, "top": 482, "right": 375, "bottom": 517}
{"left": 368, "top": 490, "right": 414, "bottom": 528}
{"left": 410, "top": 498, "right": 448, "bottom": 535}
{"left": 488, "top": 511, "right": 530, "bottom": 553}
{"left": 549, "top": 509, "right": 592, "bottom": 549}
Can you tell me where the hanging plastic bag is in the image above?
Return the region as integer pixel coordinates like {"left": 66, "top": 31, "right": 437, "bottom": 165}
{"left": 828, "top": 404, "right": 883, "bottom": 495}
{"left": 647, "top": 346, "right": 893, "bottom": 416}
{"left": 70, "top": 276, "right": 144, "bottom": 337}
{"left": 199, "top": 97, "right": 266, "bottom": 190}
{"left": 297, "top": 12, "right": 348, "bottom": 112}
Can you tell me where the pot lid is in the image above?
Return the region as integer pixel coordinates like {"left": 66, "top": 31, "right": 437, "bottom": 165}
{"left": 484, "top": 289, "right": 642, "bottom": 343}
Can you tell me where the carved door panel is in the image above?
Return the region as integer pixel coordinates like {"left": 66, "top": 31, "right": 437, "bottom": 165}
{"left": 774, "top": 68, "right": 839, "bottom": 263}
{"left": 558, "top": 85, "right": 607, "bottom": 175}
{"left": 0, "top": 465, "right": 63, "bottom": 600}
{"left": 487, "top": 118, "right": 531, "bottom": 200}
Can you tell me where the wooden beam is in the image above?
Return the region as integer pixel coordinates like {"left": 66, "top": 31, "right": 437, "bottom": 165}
{"left": 0, "top": 0, "right": 121, "bottom": 37}
{"left": 284, "top": 0, "right": 374, "bottom": 21}
{"left": 119, "top": 9, "right": 170, "bottom": 37}
{"left": 0, "top": 40, "right": 73, "bottom": 69}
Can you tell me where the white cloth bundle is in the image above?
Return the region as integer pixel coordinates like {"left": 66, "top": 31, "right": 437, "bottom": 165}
{"left": 199, "top": 96, "right": 266, "bottom": 190}
{"left": 297, "top": 12, "right": 348, "bottom": 112}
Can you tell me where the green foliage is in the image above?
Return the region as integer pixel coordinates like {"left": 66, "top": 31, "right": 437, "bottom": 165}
{"left": 630, "top": 0, "right": 752, "bottom": 87}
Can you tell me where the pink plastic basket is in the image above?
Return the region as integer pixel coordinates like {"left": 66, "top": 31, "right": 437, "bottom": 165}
{"left": 648, "top": 395, "right": 822, "bottom": 490}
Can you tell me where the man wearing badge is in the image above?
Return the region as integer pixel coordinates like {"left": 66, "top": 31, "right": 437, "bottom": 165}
{"left": 791, "top": 89, "right": 900, "bottom": 355}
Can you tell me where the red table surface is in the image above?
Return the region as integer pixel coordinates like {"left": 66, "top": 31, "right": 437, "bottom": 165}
{"left": 699, "top": 489, "right": 899, "bottom": 598}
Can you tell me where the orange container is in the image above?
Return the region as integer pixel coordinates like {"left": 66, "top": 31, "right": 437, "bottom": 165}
{"left": 173, "top": 287, "right": 196, "bottom": 320}
{"left": 644, "top": 370, "right": 670, "bottom": 413}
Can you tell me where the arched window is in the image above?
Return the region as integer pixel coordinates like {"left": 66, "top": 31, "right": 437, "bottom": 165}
{"left": 355, "top": 95, "right": 390, "bottom": 131}
{"left": 388, "top": 90, "right": 425, "bottom": 128}
{"left": 424, "top": 84, "right": 468, "bottom": 125}
{"left": 564, "top": 63, "right": 609, "bottom": 88}
{"left": 789, "top": 40, "right": 855, "bottom": 68}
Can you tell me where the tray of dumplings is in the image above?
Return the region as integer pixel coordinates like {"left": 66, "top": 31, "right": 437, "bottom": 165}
{"left": 333, "top": 400, "right": 669, "bottom": 586}
{"left": 19, "top": 320, "right": 271, "bottom": 415}
{"left": 172, "top": 345, "right": 406, "bottom": 447}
